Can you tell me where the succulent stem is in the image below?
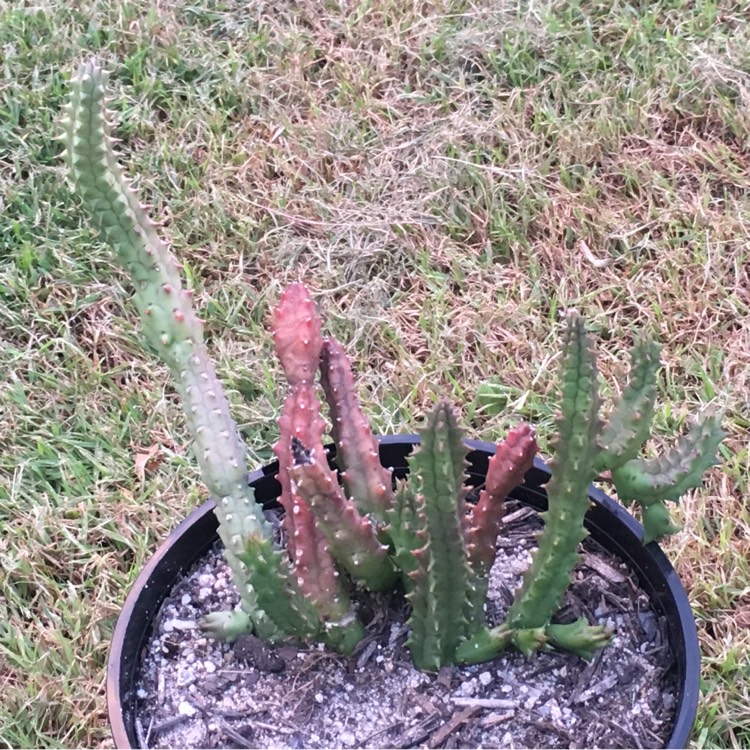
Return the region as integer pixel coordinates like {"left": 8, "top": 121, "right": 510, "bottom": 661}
{"left": 506, "top": 312, "right": 602, "bottom": 634}
{"left": 611, "top": 411, "right": 726, "bottom": 542}
{"left": 270, "top": 292, "right": 368, "bottom": 649}
{"left": 384, "top": 479, "right": 423, "bottom": 592}
{"left": 320, "top": 337, "right": 395, "bottom": 522}
{"left": 453, "top": 624, "right": 514, "bottom": 664}
{"left": 545, "top": 618, "right": 613, "bottom": 660}
{"left": 289, "top": 430, "right": 397, "bottom": 592}
{"left": 272, "top": 284, "right": 324, "bottom": 387}
{"left": 464, "top": 423, "right": 537, "bottom": 622}
{"left": 404, "top": 400, "right": 473, "bottom": 671}
{"left": 611, "top": 412, "right": 726, "bottom": 504}
{"left": 63, "top": 58, "right": 309, "bottom": 639}
{"left": 595, "top": 340, "right": 662, "bottom": 472}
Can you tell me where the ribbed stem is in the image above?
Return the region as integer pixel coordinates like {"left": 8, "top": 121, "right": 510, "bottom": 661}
{"left": 506, "top": 312, "right": 602, "bottom": 632}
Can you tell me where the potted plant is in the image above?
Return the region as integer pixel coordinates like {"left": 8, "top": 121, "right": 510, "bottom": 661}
{"left": 62, "top": 58, "right": 725, "bottom": 749}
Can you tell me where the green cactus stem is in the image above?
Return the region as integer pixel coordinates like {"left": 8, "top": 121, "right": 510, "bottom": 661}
{"left": 590, "top": 334, "right": 725, "bottom": 543}
{"left": 639, "top": 500, "right": 682, "bottom": 544}
{"left": 511, "top": 626, "right": 549, "bottom": 657}
{"left": 453, "top": 624, "right": 514, "bottom": 665}
{"left": 455, "top": 618, "right": 611, "bottom": 664}
{"left": 61, "top": 60, "right": 194, "bottom": 373}
{"left": 611, "top": 411, "right": 725, "bottom": 542}
{"left": 63, "top": 58, "right": 324, "bottom": 643}
{"left": 595, "top": 340, "right": 662, "bottom": 472}
{"left": 404, "top": 400, "right": 473, "bottom": 672}
{"left": 457, "top": 625, "right": 549, "bottom": 662}
{"left": 545, "top": 618, "right": 612, "bottom": 660}
{"left": 384, "top": 479, "right": 424, "bottom": 592}
{"left": 175, "top": 351, "right": 314, "bottom": 645}
{"left": 320, "top": 337, "right": 395, "bottom": 523}
{"left": 235, "top": 528, "right": 322, "bottom": 640}
{"left": 506, "top": 312, "right": 604, "bottom": 638}
{"left": 199, "top": 610, "right": 254, "bottom": 643}
{"left": 611, "top": 412, "right": 725, "bottom": 503}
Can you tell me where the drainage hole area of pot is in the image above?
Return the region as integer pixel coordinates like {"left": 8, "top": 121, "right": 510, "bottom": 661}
{"left": 133, "top": 500, "right": 678, "bottom": 749}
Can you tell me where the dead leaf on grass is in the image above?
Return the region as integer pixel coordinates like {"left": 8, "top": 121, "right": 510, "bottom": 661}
{"left": 134, "top": 444, "right": 163, "bottom": 484}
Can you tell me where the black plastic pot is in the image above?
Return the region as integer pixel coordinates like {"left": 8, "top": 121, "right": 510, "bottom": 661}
{"left": 108, "top": 435, "right": 700, "bottom": 749}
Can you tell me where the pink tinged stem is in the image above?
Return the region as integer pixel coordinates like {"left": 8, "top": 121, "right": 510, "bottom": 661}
{"left": 465, "top": 422, "right": 538, "bottom": 575}
{"left": 271, "top": 283, "right": 324, "bottom": 386}
{"left": 273, "top": 382, "right": 359, "bottom": 643}
{"left": 319, "top": 337, "right": 395, "bottom": 521}
{"left": 289, "top": 437, "right": 397, "bottom": 591}
{"left": 272, "top": 384, "right": 328, "bottom": 557}
{"left": 288, "top": 494, "right": 352, "bottom": 622}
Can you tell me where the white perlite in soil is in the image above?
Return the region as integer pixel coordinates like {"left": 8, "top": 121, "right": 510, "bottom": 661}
{"left": 134, "top": 502, "right": 678, "bottom": 749}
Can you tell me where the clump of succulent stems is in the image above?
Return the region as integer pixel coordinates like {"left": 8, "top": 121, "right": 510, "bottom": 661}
{"left": 62, "top": 57, "right": 726, "bottom": 670}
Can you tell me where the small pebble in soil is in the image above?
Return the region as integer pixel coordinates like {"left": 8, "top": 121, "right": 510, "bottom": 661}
{"left": 177, "top": 701, "right": 196, "bottom": 717}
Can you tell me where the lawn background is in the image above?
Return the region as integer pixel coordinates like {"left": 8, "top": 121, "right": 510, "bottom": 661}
{"left": 0, "top": 0, "right": 748, "bottom": 746}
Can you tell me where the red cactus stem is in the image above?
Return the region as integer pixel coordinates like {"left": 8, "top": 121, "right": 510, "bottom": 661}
{"left": 319, "top": 337, "right": 394, "bottom": 521}
{"left": 289, "top": 436, "right": 397, "bottom": 591}
{"left": 288, "top": 491, "right": 352, "bottom": 623}
{"left": 465, "top": 422, "right": 538, "bottom": 575}
{"left": 272, "top": 283, "right": 323, "bottom": 386}
{"left": 272, "top": 382, "right": 356, "bottom": 626}
{"left": 272, "top": 383, "right": 328, "bottom": 553}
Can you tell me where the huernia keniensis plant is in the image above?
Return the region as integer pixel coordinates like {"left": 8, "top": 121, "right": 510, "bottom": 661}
{"left": 61, "top": 57, "right": 726, "bottom": 671}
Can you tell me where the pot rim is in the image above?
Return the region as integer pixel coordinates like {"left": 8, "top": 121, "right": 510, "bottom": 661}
{"left": 108, "top": 433, "right": 699, "bottom": 749}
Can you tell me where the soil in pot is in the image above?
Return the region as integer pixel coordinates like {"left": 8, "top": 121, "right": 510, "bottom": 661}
{"left": 133, "top": 498, "right": 678, "bottom": 749}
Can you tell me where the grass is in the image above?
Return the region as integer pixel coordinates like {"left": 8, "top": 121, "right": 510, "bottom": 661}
{"left": 1, "top": 0, "right": 748, "bottom": 746}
